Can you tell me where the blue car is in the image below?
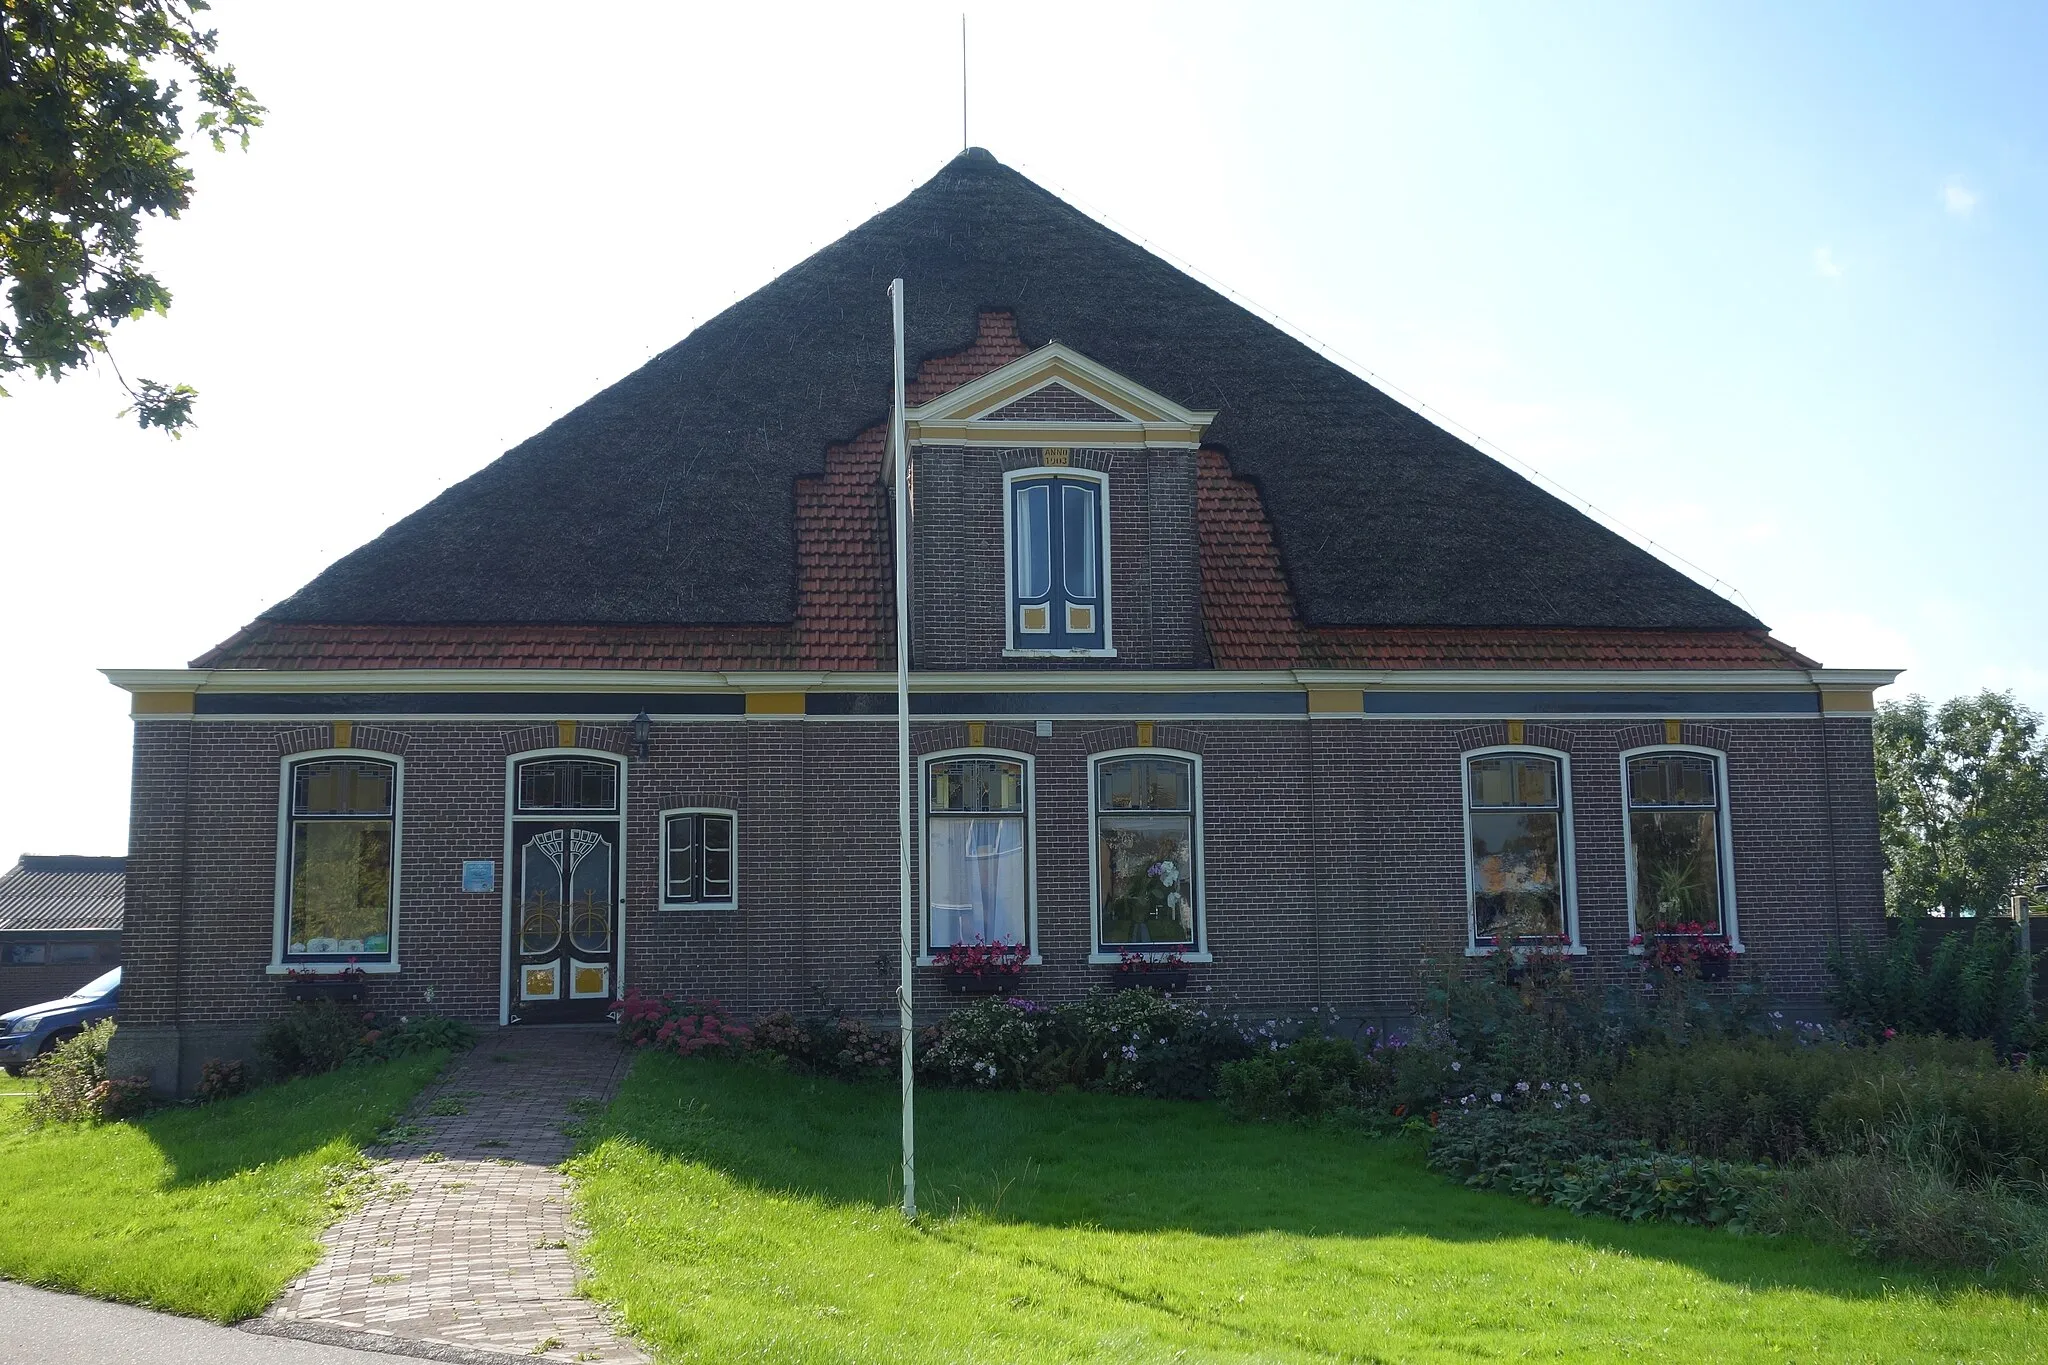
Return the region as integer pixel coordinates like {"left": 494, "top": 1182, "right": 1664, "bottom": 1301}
{"left": 0, "top": 968, "right": 120, "bottom": 1076}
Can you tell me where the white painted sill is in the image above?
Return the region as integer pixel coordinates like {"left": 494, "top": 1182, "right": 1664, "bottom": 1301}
{"left": 1003, "top": 648, "right": 1119, "bottom": 659}
{"left": 658, "top": 901, "right": 740, "bottom": 913}
{"left": 1464, "top": 944, "right": 1588, "bottom": 958}
{"left": 1088, "top": 951, "right": 1213, "bottom": 965}
{"left": 267, "top": 961, "right": 402, "bottom": 975}
{"left": 1628, "top": 941, "right": 1746, "bottom": 955}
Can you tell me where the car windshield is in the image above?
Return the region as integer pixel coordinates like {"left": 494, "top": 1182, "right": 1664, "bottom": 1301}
{"left": 69, "top": 968, "right": 120, "bottom": 1000}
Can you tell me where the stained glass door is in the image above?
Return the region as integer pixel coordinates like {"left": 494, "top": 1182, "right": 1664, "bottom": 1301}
{"left": 510, "top": 820, "right": 619, "bottom": 1023}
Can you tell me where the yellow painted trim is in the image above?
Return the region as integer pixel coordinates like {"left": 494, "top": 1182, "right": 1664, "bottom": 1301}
{"left": 744, "top": 692, "right": 806, "bottom": 717}
{"left": 332, "top": 720, "right": 353, "bottom": 748}
{"left": 1306, "top": 689, "right": 1363, "bottom": 716}
{"left": 967, "top": 721, "right": 986, "bottom": 747}
{"left": 1136, "top": 721, "right": 1155, "bottom": 747}
{"left": 1506, "top": 719, "right": 1526, "bottom": 745}
{"left": 132, "top": 691, "right": 196, "bottom": 717}
{"left": 556, "top": 719, "right": 577, "bottom": 747}
{"left": 1820, "top": 688, "right": 1877, "bottom": 715}
{"left": 1664, "top": 718, "right": 1683, "bottom": 744}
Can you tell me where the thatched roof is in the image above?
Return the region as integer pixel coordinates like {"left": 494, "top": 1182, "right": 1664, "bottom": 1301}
{"left": 263, "top": 149, "right": 1759, "bottom": 633}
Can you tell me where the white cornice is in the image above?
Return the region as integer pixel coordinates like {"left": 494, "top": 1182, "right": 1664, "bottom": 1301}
{"left": 101, "top": 665, "right": 1900, "bottom": 696}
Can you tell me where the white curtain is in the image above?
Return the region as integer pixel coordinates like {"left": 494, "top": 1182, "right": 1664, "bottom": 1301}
{"left": 928, "top": 815, "right": 1027, "bottom": 946}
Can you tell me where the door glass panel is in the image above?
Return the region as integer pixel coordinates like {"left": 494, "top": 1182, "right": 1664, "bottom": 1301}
{"left": 1014, "top": 482, "right": 1051, "bottom": 598}
{"left": 517, "top": 760, "right": 618, "bottom": 813}
{"left": 520, "top": 833, "right": 563, "bottom": 954}
{"left": 1062, "top": 481, "right": 1097, "bottom": 598}
{"left": 568, "top": 832, "right": 613, "bottom": 954}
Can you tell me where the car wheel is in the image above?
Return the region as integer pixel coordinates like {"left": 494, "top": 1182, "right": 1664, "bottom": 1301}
{"left": 37, "top": 1029, "right": 81, "bottom": 1057}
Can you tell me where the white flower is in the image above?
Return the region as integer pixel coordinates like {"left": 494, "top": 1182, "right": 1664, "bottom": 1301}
{"left": 1491, "top": 1092, "right": 1503, "bottom": 1103}
{"left": 1578, "top": 1093, "right": 1591, "bottom": 1104}
{"left": 1515, "top": 1081, "right": 1530, "bottom": 1093}
{"left": 1157, "top": 864, "right": 1180, "bottom": 887}
{"left": 1450, "top": 1061, "right": 1461, "bottom": 1072}
{"left": 1553, "top": 1101, "right": 1563, "bottom": 1110}
{"left": 1540, "top": 1082, "right": 1552, "bottom": 1091}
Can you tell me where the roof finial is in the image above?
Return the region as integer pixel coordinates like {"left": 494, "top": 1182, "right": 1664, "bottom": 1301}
{"left": 961, "top": 13, "right": 969, "bottom": 152}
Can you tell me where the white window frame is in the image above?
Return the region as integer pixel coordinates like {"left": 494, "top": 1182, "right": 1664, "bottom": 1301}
{"left": 499, "top": 747, "right": 628, "bottom": 1025}
{"left": 917, "top": 748, "right": 1039, "bottom": 964}
{"left": 657, "top": 807, "right": 739, "bottom": 911}
{"left": 269, "top": 749, "right": 405, "bottom": 975}
{"left": 1086, "top": 747, "right": 1211, "bottom": 964}
{"left": 1001, "top": 465, "right": 1116, "bottom": 658}
{"left": 1460, "top": 745, "right": 1582, "bottom": 955}
{"left": 1619, "top": 745, "right": 1744, "bottom": 953}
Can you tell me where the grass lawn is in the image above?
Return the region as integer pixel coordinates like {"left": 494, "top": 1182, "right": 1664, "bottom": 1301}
{"left": 572, "top": 1053, "right": 2048, "bottom": 1364}
{"left": 0, "top": 1053, "right": 443, "bottom": 1321}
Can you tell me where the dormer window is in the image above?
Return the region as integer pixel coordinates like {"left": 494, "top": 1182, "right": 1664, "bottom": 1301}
{"left": 1008, "top": 470, "right": 1107, "bottom": 652}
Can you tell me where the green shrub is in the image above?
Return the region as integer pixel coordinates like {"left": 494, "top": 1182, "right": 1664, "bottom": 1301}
{"left": 1061, "top": 988, "right": 1252, "bottom": 1100}
{"left": 1765, "top": 1153, "right": 2048, "bottom": 1287}
{"left": 1599, "top": 1038, "right": 1854, "bottom": 1163}
{"left": 1817, "top": 1064, "right": 2048, "bottom": 1188}
{"left": 256, "top": 1001, "right": 369, "bottom": 1078}
{"left": 26, "top": 1020, "right": 150, "bottom": 1126}
{"left": 1214, "top": 1030, "right": 1416, "bottom": 1125}
{"left": 1828, "top": 916, "right": 2038, "bottom": 1051}
{"left": 258, "top": 1003, "right": 474, "bottom": 1080}
{"left": 1428, "top": 1108, "right": 1773, "bottom": 1229}
{"left": 353, "top": 1014, "right": 476, "bottom": 1063}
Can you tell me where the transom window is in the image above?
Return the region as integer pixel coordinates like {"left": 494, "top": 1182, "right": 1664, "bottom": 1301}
{"left": 516, "top": 758, "right": 618, "bottom": 814}
{"left": 282, "top": 756, "right": 398, "bottom": 963}
{"left": 924, "top": 757, "right": 1029, "bottom": 951}
{"left": 1009, "top": 472, "right": 1106, "bottom": 651}
{"left": 1626, "top": 751, "right": 1731, "bottom": 936}
{"left": 1093, "top": 754, "right": 1199, "bottom": 953}
{"left": 662, "top": 810, "right": 737, "bottom": 908}
{"left": 1465, "top": 752, "right": 1571, "bottom": 948}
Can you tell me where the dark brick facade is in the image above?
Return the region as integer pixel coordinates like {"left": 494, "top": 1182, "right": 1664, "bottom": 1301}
{"left": 910, "top": 446, "right": 1204, "bottom": 670}
{"left": 113, "top": 709, "right": 1882, "bottom": 1089}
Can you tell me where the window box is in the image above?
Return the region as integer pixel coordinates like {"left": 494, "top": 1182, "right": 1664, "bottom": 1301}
{"left": 945, "top": 974, "right": 1016, "bottom": 996}
{"left": 1113, "top": 968, "right": 1188, "bottom": 994}
{"left": 283, "top": 974, "right": 368, "bottom": 1004}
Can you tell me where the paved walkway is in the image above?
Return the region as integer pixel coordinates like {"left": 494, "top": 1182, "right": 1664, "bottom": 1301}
{"left": 263, "top": 1025, "right": 647, "bottom": 1363}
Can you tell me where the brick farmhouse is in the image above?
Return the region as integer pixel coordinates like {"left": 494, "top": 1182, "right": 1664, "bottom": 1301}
{"left": 106, "top": 150, "right": 1896, "bottom": 1093}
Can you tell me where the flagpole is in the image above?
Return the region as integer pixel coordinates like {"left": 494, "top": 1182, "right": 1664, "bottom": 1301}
{"left": 889, "top": 276, "right": 916, "bottom": 1221}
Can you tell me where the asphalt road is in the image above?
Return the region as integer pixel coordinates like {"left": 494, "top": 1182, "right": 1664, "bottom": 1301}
{"left": 0, "top": 1281, "right": 487, "bottom": 1364}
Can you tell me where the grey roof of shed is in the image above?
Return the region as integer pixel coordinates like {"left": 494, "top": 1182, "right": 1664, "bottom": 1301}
{"left": 263, "top": 149, "right": 1761, "bottom": 633}
{"left": 0, "top": 856, "right": 125, "bottom": 933}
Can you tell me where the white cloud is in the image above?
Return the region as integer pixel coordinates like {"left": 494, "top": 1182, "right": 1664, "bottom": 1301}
{"left": 1941, "top": 180, "right": 1978, "bottom": 217}
{"left": 1812, "top": 246, "right": 1843, "bottom": 279}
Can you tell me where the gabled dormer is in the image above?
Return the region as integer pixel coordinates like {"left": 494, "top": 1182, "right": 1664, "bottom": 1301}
{"left": 903, "top": 342, "right": 1217, "bottom": 671}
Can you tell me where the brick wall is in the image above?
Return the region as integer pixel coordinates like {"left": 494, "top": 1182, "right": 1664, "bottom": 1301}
{"left": 910, "top": 445, "right": 1203, "bottom": 670}
{"left": 116, "top": 712, "right": 1882, "bottom": 1049}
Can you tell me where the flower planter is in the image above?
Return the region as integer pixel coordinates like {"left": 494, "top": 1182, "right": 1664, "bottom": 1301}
{"left": 944, "top": 975, "right": 1018, "bottom": 996}
{"left": 284, "top": 978, "right": 368, "bottom": 1004}
{"left": 1114, "top": 969, "right": 1189, "bottom": 993}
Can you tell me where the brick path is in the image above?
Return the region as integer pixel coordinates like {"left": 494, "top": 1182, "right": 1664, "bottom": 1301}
{"left": 263, "top": 1026, "right": 647, "bottom": 1363}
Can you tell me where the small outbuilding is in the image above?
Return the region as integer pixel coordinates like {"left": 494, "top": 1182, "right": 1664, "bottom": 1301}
{"left": 0, "top": 855, "right": 124, "bottom": 1014}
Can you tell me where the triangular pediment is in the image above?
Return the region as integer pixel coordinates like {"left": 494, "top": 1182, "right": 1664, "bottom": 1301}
{"left": 905, "top": 343, "right": 1217, "bottom": 449}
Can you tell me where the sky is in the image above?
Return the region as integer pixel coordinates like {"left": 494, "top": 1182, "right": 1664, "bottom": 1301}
{"left": 2, "top": 1, "right": 2044, "bottom": 867}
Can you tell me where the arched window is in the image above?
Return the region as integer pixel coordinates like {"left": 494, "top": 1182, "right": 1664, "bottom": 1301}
{"left": 1624, "top": 750, "right": 1735, "bottom": 940}
{"left": 1091, "top": 752, "right": 1202, "bottom": 957}
{"left": 281, "top": 755, "right": 398, "bottom": 963}
{"left": 923, "top": 755, "right": 1031, "bottom": 951}
{"left": 1464, "top": 750, "right": 1574, "bottom": 949}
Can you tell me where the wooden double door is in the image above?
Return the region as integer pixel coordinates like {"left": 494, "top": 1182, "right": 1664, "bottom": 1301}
{"left": 509, "top": 819, "right": 619, "bottom": 1024}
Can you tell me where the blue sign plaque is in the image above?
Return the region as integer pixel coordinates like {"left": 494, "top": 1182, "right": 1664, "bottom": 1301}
{"left": 461, "top": 860, "right": 496, "bottom": 893}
